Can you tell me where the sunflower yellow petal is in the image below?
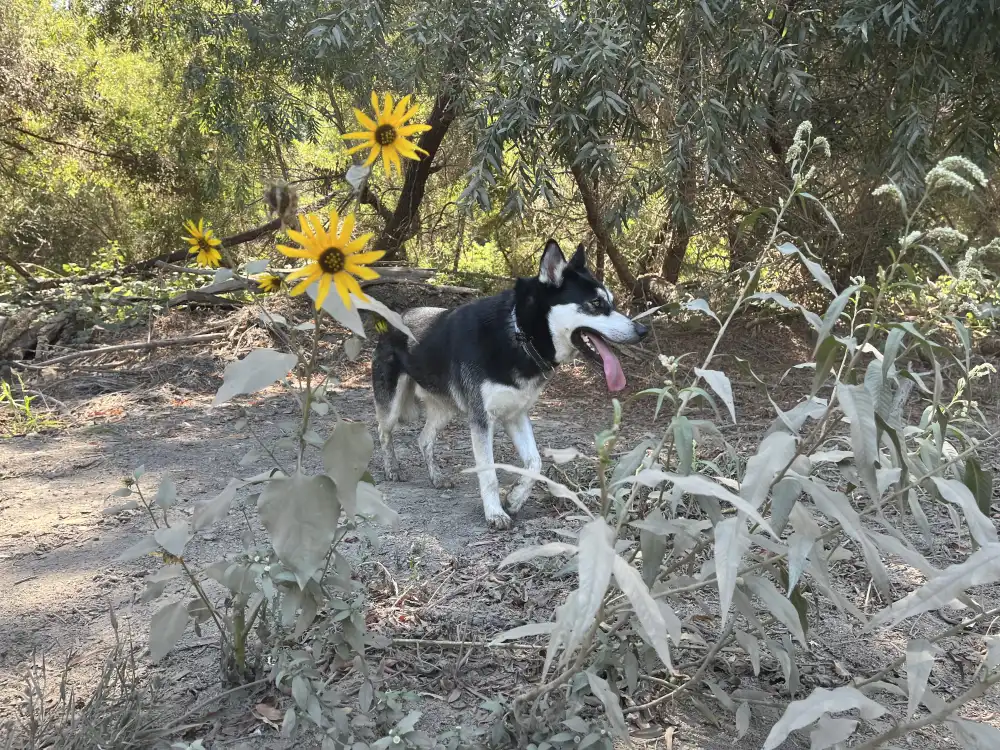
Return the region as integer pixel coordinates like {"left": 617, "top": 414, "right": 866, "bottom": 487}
{"left": 304, "top": 213, "right": 326, "bottom": 241}
{"left": 208, "top": 237, "right": 222, "bottom": 247}
{"left": 338, "top": 212, "right": 356, "bottom": 243}
{"left": 345, "top": 234, "right": 375, "bottom": 254}
{"left": 370, "top": 91, "right": 380, "bottom": 118}
{"left": 346, "top": 249, "right": 384, "bottom": 265}
{"left": 342, "top": 131, "right": 376, "bottom": 141}
{"left": 391, "top": 95, "right": 411, "bottom": 122}
{"left": 345, "top": 142, "right": 376, "bottom": 156}
{"left": 388, "top": 147, "right": 403, "bottom": 177}
{"left": 328, "top": 208, "right": 340, "bottom": 235}
{"left": 397, "top": 123, "right": 432, "bottom": 137}
{"left": 334, "top": 274, "right": 353, "bottom": 309}
{"left": 395, "top": 138, "right": 420, "bottom": 159}
{"left": 290, "top": 271, "right": 321, "bottom": 297}
{"left": 382, "top": 150, "right": 392, "bottom": 177}
{"left": 286, "top": 264, "right": 319, "bottom": 281}
{"left": 342, "top": 272, "right": 369, "bottom": 302}
{"left": 183, "top": 219, "right": 198, "bottom": 234}
{"left": 384, "top": 93, "right": 394, "bottom": 119}
{"left": 364, "top": 147, "right": 380, "bottom": 167}
{"left": 197, "top": 218, "right": 204, "bottom": 233}
{"left": 353, "top": 108, "right": 377, "bottom": 132}
{"left": 346, "top": 262, "right": 379, "bottom": 280}
{"left": 315, "top": 274, "right": 333, "bottom": 309}
{"left": 278, "top": 244, "right": 317, "bottom": 259}
{"left": 399, "top": 104, "right": 421, "bottom": 123}
{"left": 286, "top": 227, "right": 310, "bottom": 246}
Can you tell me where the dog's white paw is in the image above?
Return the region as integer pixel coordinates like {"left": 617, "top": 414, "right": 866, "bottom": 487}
{"left": 430, "top": 472, "right": 454, "bottom": 489}
{"left": 504, "top": 487, "right": 531, "bottom": 515}
{"left": 384, "top": 464, "right": 402, "bottom": 482}
{"left": 486, "top": 509, "right": 513, "bottom": 530}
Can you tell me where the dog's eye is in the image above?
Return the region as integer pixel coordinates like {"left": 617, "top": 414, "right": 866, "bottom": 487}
{"left": 584, "top": 298, "right": 609, "bottom": 314}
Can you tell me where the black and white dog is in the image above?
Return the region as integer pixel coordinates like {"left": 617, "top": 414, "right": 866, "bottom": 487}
{"left": 371, "top": 240, "right": 649, "bottom": 529}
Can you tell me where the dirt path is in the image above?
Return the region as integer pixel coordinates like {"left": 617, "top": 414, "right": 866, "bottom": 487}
{"left": 1, "top": 301, "right": 998, "bottom": 749}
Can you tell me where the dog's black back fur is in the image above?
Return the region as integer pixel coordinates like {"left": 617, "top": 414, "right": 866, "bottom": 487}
{"left": 374, "top": 245, "right": 603, "bottom": 423}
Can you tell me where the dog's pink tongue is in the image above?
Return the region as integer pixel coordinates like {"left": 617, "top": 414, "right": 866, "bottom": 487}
{"left": 588, "top": 334, "right": 626, "bottom": 392}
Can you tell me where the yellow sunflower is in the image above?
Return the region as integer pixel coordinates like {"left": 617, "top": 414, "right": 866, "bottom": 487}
{"left": 255, "top": 273, "right": 283, "bottom": 293}
{"left": 278, "top": 210, "right": 384, "bottom": 309}
{"left": 342, "top": 92, "right": 432, "bottom": 178}
{"left": 183, "top": 218, "right": 222, "bottom": 268}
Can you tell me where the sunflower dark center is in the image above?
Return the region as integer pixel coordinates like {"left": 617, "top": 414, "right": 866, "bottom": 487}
{"left": 318, "top": 247, "right": 346, "bottom": 274}
{"left": 196, "top": 237, "right": 213, "bottom": 252}
{"left": 374, "top": 124, "right": 397, "bottom": 146}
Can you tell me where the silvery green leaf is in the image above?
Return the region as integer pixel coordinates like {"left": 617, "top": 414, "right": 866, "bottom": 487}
{"left": 586, "top": 671, "right": 627, "bottom": 739}
{"left": 322, "top": 420, "right": 374, "bottom": 516}
{"left": 949, "top": 316, "right": 972, "bottom": 373}
{"left": 257, "top": 472, "right": 341, "bottom": 588}
{"left": 715, "top": 517, "right": 751, "bottom": 623}
{"left": 836, "top": 382, "right": 881, "bottom": 502}
{"left": 983, "top": 635, "right": 1000, "bottom": 671}
{"left": 810, "top": 450, "right": 854, "bottom": 464}
{"left": 694, "top": 368, "right": 736, "bottom": 423}
{"left": 470, "top": 463, "right": 586, "bottom": 509}
{"left": 103, "top": 500, "right": 139, "bottom": 514}
{"left": 356, "top": 482, "right": 399, "bottom": 527}
{"left": 543, "top": 590, "right": 578, "bottom": 679}
{"left": 763, "top": 686, "right": 885, "bottom": 750}
{"left": 570, "top": 519, "right": 616, "bottom": 650}
{"left": 765, "top": 638, "right": 796, "bottom": 691}
{"left": 948, "top": 718, "right": 1000, "bottom": 749}
{"left": 787, "top": 530, "right": 817, "bottom": 594}
{"left": 735, "top": 701, "right": 750, "bottom": 739}
{"left": 213, "top": 348, "right": 298, "bottom": 406}
{"left": 795, "top": 476, "right": 890, "bottom": 596}
{"left": 931, "top": 477, "right": 998, "bottom": 547}
{"left": 346, "top": 164, "right": 371, "bottom": 190}
{"left": 239, "top": 448, "right": 260, "bottom": 467}
{"left": 149, "top": 600, "right": 190, "bottom": 662}
{"left": 749, "top": 291, "right": 799, "bottom": 310}
{"left": 499, "top": 542, "right": 577, "bottom": 568}
{"left": 396, "top": 710, "right": 422, "bottom": 734}
{"left": 869, "top": 544, "right": 1000, "bottom": 629}
{"left": 294, "top": 321, "right": 315, "bottom": 331}
{"left": 628, "top": 471, "right": 775, "bottom": 536}
{"left": 672, "top": 415, "right": 694, "bottom": 475}
{"left": 906, "top": 638, "right": 939, "bottom": 719}
{"left": 192, "top": 479, "right": 242, "bottom": 531}
{"left": 964, "top": 458, "right": 995, "bottom": 519}
{"left": 744, "top": 576, "right": 806, "bottom": 645}
{"left": 490, "top": 622, "right": 555, "bottom": 645}
{"left": 684, "top": 298, "right": 720, "bottom": 325}
{"left": 734, "top": 630, "right": 761, "bottom": 675}
{"left": 657, "top": 600, "right": 683, "bottom": 645}
{"left": 640, "top": 508, "right": 668, "bottom": 586}
{"left": 777, "top": 242, "right": 837, "bottom": 295}
{"left": 868, "top": 531, "right": 937, "bottom": 577}
{"left": 116, "top": 533, "right": 159, "bottom": 562}
{"left": 814, "top": 285, "right": 859, "bottom": 355}
{"left": 343, "top": 335, "right": 363, "bottom": 361}
{"left": 259, "top": 311, "right": 287, "bottom": 327}
{"left": 281, "top": 707, "right": 296, "bottom": 738}
{"left": 244, "top": 258, "right": 269, "bottom": 275}
{"left": 154, "top": 524, "right": 192, "bottom": 557}
{"left": 741, "top": 432, "right": 796, "bottom": 509}
{"left": 213, "top": 268, "right": 234, "bottom": 283}
{"left": 154, "top": 476, "right": 177, "bottom": 508}
{"left": 770, "top": 477, "right": 801, "bottom": 535}
{"left": 876, "top": 467, "right": 902, "bottom": 495}
{"left": 612, "top": 555, "right": 676, "bottom": 673}
{"left": 611, "top": 438, "right": 653, "bottom": 484}
{"left": 810, "top": 715, "right": 859, "bottom": 750}
{"left": 769, "top": 396, "right": 828, "bottom": 436}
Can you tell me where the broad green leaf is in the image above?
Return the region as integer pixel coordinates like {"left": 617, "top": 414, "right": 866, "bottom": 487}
{"left": 715, "top": 517, "right": 750, "bottom": 623}
{"left": 741, "top": 432, "right": 796, "bottom": 509}
{"left": 905, "top": 638, "right": 939, "bottom": 719}
{"left": 490, "top": 622, "right": 555, "bottom": 645}
{"left": 343, "top": 336, "right": 363, "bottom": 361}
{"left": 931, "top": 477, "right": 998, "bottom": 547}
{"left": 735, "top": 702, "right": 750, "bottom": 740}
{"left": 396, "top": 710, "right": 422, "bottom": 734}
{"left": 116, "top": 533, "right": 159, "bottom": 562}
{"left": 244, "top": 259, "right": 269, "bottom": 274}
{"left": 610, "top": 438, "right": 654, "bottom": 485}
{"left": 628, "top": 471, "right": 775, "bottom": 536}
{"left": 499, "top": 542, "right": 577, "bottom": 568}
{"left": 787, "top": 530, "right": 817, "bottom": 595}
{"left": 883, "top": 327, "right": 906, "bottom": 379}
{"left": 149, "top": 600, "right": 190, "bottom": 662}
{"left": 258, "top": 472, "right": 341, "bottom": 589}
{"left": 684, "top": 298, "right": 720, "bottom": 325}
{"left": 640, "top": 508, "right": 668, "bottom": 587}
{"left": 814, "top": 285, "right": 859, "bottom": 357}
{"left": 795, "top": 476, "right": 890, "bottom": 596}
{"left": 322, "top": 420, "right": 375, "bottom": 516}
{"left": 586, "top": 672, "right": 627, "bottom": 739}
{"left": 102, "top": 500, "right": 139, "bottom": 514}
{"left": 868, "top": 544, "right": 1000, "bottom": 629}
{"left": 948, "top": 718, "right": 1000, "bottom": 749}
{"left": 154, "top": 476, "right": 177, "bottom": 509}
{"left": 763, "top": 687, "right": 885, "bottom": 750}
{"left": 694, "top": 368, "right": 736, "bottom": 423}
{"left": 192, "top": 479, "right": 242, "bottom": 531}
{"left": 570, "top": 519, "right": 616, "bottom": 650}
{"left": 744, "top": 575, "right": 807, "bottom": 645}
{"left": 963, "top": 458, "right": 995, "bottom": 519}
{"left": 672, "top": 416, "right": 694, "bottom": 475}
{"left": 836, "top": 382, "right": 881, "bottom": 503}
{"left": 734, "top": 630, "right": 761, "bottom": 675}
{"left": 777, "top": 242, "right": 836, "bottom": 295}
{"left": 213, "top": 348, "right": 298, "bottom": 406}
{"left": 355, "top": 482, "right": 400, "bottom": 527}
{"left": 154, "top": 524, "right": 192, "bottom": 558}
{"left": 612, "top": 555, "right": 676, "bottom": 673}
{"left": 809, "top": 715, "right": 859, "bottom": 750}
{"left": 949, "top": 316, "right": 972, "bottom": 373}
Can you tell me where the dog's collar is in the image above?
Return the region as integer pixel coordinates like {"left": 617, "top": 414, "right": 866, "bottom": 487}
{"left": 511, "top": 309, "right": 557, "bottom": 375}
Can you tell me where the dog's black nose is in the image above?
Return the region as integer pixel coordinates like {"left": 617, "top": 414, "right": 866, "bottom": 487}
{"left": 634, "top": 321, "right": 650, "bottom": 339}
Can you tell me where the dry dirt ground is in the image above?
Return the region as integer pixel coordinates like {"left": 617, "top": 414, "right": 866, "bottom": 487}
{"left": 1, "top": 287, "right": 999, "bottom": 749}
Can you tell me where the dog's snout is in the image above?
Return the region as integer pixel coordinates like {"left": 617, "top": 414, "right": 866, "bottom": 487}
{"left": 633, "top": 321, "right": 650, "bottom": 339}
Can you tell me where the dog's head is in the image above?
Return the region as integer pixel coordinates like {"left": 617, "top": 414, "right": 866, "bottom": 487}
{"left": 514, "top": 239, "right": 649, "bottom": 392}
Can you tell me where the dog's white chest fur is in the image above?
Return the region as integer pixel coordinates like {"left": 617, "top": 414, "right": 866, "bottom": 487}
{"left": 480, "top": 378, "right": 546, "bottom": 420}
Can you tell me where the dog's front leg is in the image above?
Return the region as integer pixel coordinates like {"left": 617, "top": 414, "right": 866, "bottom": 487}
{"left": 470, "top": 418, "right": 511, "bottom": 530}
{"left": 503, "top": 412, "right": 541, "bottom": 515}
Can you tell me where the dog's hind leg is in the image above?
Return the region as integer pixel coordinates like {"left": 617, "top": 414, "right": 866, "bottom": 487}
{"left": 470, "top": 418, "right": 511, "bottom": 529}
{"left": 372, "top": 342, "right": 410, "bottom": 481}
{"left": 417, "top": 395, "right": 455, "bottom": 489}
{"left": 502, "top": 411, "right": 541, "bottom": 515}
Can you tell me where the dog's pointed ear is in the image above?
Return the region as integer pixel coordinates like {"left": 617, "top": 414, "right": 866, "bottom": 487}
{"left": 568, "top": 243, "right": 586, "bottom": 271}
{"left": 538, "top": 239, "right": 567, "bottom": 286}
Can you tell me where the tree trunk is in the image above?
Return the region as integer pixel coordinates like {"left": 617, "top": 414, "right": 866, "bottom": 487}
{"left": 571, "top": 164, "right": 638, "bottom": 292}
{"left": 377, "top": 95, "right": 456, "bottom": 262}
